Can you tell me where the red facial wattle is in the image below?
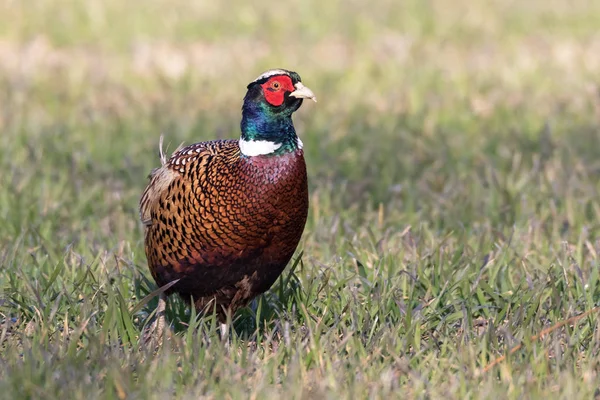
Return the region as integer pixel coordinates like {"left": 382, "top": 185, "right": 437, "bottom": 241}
{"left": 261, "top": 76, "right": 295, "bottom": 106}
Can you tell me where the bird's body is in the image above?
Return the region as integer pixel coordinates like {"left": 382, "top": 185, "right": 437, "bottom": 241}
{"left": 140, "top": 69, "right": 316, "bottom": 322}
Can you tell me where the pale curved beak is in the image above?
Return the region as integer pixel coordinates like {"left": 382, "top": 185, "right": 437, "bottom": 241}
{"left": 290, "top": 82, "right": 317, "bottom": 102}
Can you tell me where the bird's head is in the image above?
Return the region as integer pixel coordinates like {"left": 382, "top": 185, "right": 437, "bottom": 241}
{"left": 244, "top": 69, "right": 316, "bottom": 116}
{"left": 240, "top": 69, "right": 316, "bottom": 156}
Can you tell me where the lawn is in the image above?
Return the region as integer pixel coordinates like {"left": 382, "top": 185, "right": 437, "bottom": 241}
{"left": 1, "top": 0, "right": 600, "bottom": 398}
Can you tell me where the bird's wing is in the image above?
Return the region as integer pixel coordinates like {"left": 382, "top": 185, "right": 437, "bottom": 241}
{"left": 139, "top": 139, "right": 239, "bottom": 229}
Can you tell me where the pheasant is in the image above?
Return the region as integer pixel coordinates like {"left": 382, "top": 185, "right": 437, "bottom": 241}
{"left": 139, "top": 69, "right": 316, "bottom": 337}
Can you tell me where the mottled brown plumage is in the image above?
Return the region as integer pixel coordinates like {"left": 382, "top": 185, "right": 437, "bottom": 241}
{"left": 140, "top": 69, "right": 315, "bottom": 323}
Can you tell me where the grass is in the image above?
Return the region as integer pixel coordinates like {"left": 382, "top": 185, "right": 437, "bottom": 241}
{"left": 1, "top": 0, "right": 600, "bottom": 398}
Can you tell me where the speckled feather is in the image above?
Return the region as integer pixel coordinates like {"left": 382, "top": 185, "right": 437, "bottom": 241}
{"left": 140, "top": 139, "right": 308, "bottom": 319}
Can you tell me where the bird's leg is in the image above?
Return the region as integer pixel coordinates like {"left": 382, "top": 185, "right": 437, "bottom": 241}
{"left": 219, "top": 307, "right": 233, "bottom": 350}
{"left": 143, "top": 293, "right": 167, "bottom": 347}
{"left": 219, "top": 320, "right": 232, "bottom": 351}
{"left": 220, "top": 322, "right": 228, "bottom": 342}
{"left": 155, "top": 293, "right": 167, "bottom": 340}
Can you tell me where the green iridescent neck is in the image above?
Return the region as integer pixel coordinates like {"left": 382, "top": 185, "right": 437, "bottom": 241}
{"left": 240, "top": 101, "right": 299, "bottom": 155}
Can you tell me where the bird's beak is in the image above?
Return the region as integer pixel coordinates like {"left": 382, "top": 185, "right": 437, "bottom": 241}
{"left": 290, "top": 82, "right": 317, "bottom": 102}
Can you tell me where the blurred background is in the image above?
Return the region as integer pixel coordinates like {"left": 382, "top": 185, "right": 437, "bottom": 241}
{"left": 2, "top": 0, "right": 599, "bottom": 244}
{"left": 2, "top": 0, "right": 600, "bottom": 397}
{"left": 2, "top": 0, "right": 600, "bottom": 232}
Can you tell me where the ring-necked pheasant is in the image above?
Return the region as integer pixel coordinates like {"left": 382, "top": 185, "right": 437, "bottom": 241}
{"left": 139, "top": 69, "right": 316, "bottom": 337}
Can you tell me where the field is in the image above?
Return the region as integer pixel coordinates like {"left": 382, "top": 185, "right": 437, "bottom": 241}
{"left": 2, "top": 0, "right": 600, "bottom": 398}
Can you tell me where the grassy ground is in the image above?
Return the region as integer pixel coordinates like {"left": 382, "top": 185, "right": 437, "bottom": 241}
{"left": 1, "top": 0, "right": 600, "bottom": 398}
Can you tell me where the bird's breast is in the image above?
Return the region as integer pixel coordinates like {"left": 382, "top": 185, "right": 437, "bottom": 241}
{"left": 234, "top": 150, "right": 307, "bottom": 220}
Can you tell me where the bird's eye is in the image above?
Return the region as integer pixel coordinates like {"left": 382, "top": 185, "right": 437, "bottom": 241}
{"left": 271, "top": 81, "right": 281, "bottom": 90}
